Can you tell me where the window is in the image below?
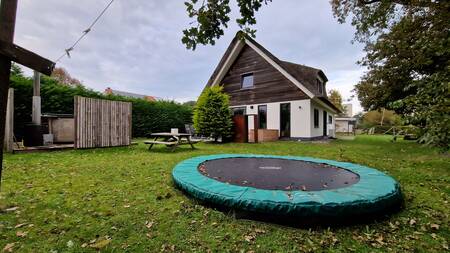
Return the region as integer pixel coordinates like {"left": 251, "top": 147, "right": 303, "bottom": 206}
{"left": 328, "top": 115, "right": 332, "bottom": 124}
{"left": 241, "top": 73, "right": 254, "bottom": 89}
{"left": 317, "top": 79, "right": 323, "bottom": 94}
{"left": 314, "top": 109, "right": 319, "bottom": 128}
{"left": 258, "top": 105, "right": 267, "bottom": 129}
{"left": 232, "top": 107, "right": 246, "bottom": 115}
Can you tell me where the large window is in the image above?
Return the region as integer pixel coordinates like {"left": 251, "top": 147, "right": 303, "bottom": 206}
{"left": 314, "top": 108, "right": 319, "bottom": 128}
{"left": 241, "top": 73, "right": 254, "bottom": 89}
{"left": 258, "top": 105, "right": 267, "bottom": 129}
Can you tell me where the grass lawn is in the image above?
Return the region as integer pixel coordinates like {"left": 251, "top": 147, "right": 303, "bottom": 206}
{"left": 0, "top": 135, "right": 449, "bottom": 252}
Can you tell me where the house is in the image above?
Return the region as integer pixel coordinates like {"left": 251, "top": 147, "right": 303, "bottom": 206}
{"left": 335, "top": 104, "right": 357, "bottom": 134}
{"left": 104, "top": 87, "right": 159, "bottom": 102}
{"left": 204, "top": 33, "right": 341, "bottom": 141}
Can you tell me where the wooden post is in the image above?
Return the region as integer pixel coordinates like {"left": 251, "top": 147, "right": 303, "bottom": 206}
{"left": 3, "top": 88, "right": 13, "bottom": 153}
{"left": 0, "top": 0, "right": 18, "bottom": 189}
{"left": 32, "top": 70, "right": 41, "bottom": 124}
{"left": 253, "top": 115, "right": 258, "bottom": 143}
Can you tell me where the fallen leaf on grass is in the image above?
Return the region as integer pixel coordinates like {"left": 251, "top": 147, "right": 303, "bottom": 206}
{"left": 16, "top": 231, "right": 27, "bottom": 238}
{"left": 67, "top": 240, "right": 74, "bottom": 248}
{"left": 409, "top": 219, "right": 416, "bottom": 226}
{"left": 14, "top": 223, "right": 27, "bottom": 229}
{"left": 3, "top": 243, "right": 15, "bottom": 252}
{"left": 90, "top": 238, "right": 111, "bottom": 249}
{"left": 244, "top": 235, "right": 255, "bottom": 242}
{"left": 145, "top": 221, "right": 154, "bottom": 229}
{"left": 5, "top": 207, "right": 18, "bottom": 212}
{"left": 430, "top": 224, "right": 440, "bottom": 230}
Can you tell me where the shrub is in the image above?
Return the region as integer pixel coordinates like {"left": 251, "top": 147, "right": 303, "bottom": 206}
{"left": 193, "top": 86, "right": 232, "bottom": 142}
{"left": 9, "top": 73, "right": 192, "bottom": 139}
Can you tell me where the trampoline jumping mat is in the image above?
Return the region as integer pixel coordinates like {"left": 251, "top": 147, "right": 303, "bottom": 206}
{"left": 172, "top": 154, "right": 403, "bottom": 217}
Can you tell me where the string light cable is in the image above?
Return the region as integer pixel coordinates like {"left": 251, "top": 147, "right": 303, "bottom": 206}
{"left": 55, "top": 0, "right": 116, "bottom": 63}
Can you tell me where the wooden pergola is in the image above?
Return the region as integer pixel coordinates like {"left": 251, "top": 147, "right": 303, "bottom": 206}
{"left": 0, "top": 0, "right": 55, "bottom": 188}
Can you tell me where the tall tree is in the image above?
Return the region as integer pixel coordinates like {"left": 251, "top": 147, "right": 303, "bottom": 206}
{"left": 330, "top": 0, "right": 449, "bottom": 149}
{"left": 182, "top": 0, "right": 272, "bottom": 50}
{"left": 328, "top": 89, "right": 345, "bottom": 113}
{"left": 51, "top": 67, "right": 83, "bottom": 87}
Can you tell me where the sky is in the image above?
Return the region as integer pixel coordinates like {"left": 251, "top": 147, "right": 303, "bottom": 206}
{"left": 14, "top": 0, "right": 365, "bottom": 114}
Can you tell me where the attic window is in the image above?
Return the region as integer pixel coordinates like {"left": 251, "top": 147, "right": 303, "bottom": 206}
{"left": 317, "top": 79, "right": 323, "bottom": 94}
{"left": 241, "top": 73, "right": 254, "bottom": 89}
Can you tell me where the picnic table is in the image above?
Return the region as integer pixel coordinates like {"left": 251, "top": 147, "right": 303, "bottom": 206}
{"left": 144, "top": 132, "right": 196, "bottom": 151}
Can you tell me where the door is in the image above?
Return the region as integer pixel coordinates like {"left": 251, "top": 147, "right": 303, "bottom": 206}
{"left": 280, "top": 103, "right": 290, "bottom": 138}
{"left": 323, "top": 111, "right": 328, "bottom": 136}
{"left": 233, "top": 115, "right": 248, "bottom": 142}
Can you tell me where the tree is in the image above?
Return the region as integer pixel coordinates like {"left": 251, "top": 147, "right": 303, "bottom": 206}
{"left": 193, "top": 85, "right": 232, "bottom": 142}
{"left": 361, "top": 109, "right": 400, "bottom": 128}
{"left": 182, "top": 0, "right": 272, "bottom": 50}
{"left": 328, "top": 89, "right": 345, "bottom": 113}
{"left": 51, "top": 67, "right": 83, "bottom": 87}
{"left": 330, "top": 0, "right": 450, "bottom": 149}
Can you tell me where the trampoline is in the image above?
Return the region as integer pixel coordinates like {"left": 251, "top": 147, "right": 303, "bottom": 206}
{"left": 172, "top": 154, "right": 402, "bottom": 217}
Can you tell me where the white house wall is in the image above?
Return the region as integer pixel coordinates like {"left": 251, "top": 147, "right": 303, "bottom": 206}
{"left": 310, "top": 100, "right": 336, "bottom": 138}
{"left": 233, "top": 99, "right": 312, "bottom": 138}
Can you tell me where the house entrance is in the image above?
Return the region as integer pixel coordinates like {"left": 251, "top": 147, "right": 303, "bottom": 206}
{"left": 323, "top": 111, "right": 328, "bottom": 136}
{"left": 280, "top": 103, "right": 290, "bottom": 138}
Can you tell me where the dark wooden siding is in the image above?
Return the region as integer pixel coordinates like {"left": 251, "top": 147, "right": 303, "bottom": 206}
{"left": 220, "top": 45, "right": 308, "bottom": 106}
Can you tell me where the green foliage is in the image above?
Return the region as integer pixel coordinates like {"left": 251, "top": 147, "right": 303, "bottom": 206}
{"left": 193, "top": 86, "right": 232, "bottom": 141}
{"left": 182, "top": 0, "right": 271, "bottom": 50}
{"left": 331, "top": 0, "right": 450, "bottom": 149}
{"left": 361, "top": 109, "right": 401, "bottom": 128}
{"left": 9, "top": 71, "right": 192, "bottom": 140}
{"left": 327, "top": 89, "right": 345, "bottom": 113}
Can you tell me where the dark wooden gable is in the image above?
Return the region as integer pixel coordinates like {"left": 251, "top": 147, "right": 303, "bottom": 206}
{"left": 220, "top": 45, "right": 309, "bottom": 106}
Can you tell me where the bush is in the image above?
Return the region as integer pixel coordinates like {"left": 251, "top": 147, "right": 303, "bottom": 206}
{"left": 193, "top": 86, "right": 232, "bottom": 142}
{"left": 9, "top": 74, "right": 192, "bottom": 139}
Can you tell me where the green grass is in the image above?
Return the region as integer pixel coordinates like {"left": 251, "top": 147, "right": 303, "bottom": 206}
{"left": 0, "top": 135, "right": 449, "bottom": 252}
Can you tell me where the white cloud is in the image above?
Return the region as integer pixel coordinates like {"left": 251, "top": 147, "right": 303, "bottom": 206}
{"left": 14, "top": 0, "right": 365, "bottom": 113}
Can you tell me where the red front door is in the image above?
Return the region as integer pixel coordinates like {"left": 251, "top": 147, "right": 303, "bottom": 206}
{"left": 233, "top": 115, "right": 248, "bottom": 143}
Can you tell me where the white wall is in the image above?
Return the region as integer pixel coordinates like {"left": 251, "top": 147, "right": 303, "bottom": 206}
{"left": 310, "top": 100, "right": 337, "bottom": 138}
{"left": 290, "top": 100, "right": 311, "bottom": 138}
{"left": 232, "top": 99, "right": 311, "bottom": 138}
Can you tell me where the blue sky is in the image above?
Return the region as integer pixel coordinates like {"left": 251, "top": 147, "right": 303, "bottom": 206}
{"left": 14, "top": 0, "right": 365, "bottom": 113}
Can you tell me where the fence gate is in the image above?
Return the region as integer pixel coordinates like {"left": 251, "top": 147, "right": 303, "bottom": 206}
{"left": 74, "top": 96, "right": 132, "bottom": 149}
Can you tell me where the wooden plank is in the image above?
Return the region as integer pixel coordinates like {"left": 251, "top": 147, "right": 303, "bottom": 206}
{"left": 3, "top": 88, "right": 13, "bottom": 152}
{"left": 221, "top": 45, "right": 308, "bottom": 106}
{"left": 74, "top": 96, "right": 132, "bottom": 149}
{"left": 0, "top": 40, "right": 55, "bottom": 75}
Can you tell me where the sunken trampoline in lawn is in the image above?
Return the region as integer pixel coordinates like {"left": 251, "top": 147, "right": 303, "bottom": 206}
{"left": 172, "top": 154, "right": 403, "bottom": 218}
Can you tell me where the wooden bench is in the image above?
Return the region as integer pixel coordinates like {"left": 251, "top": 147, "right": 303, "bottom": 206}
{"left": 144, "top": 140, "right": 177, "bottom": 145}
{"left": 145, "top": 133, "right": 196, "bottom": 151}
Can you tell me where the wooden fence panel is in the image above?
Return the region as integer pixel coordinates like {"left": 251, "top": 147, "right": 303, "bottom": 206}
{"left": 74, "top": 96, "right": 132, "bottom": 149}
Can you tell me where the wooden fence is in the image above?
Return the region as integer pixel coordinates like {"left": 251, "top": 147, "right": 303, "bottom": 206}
{"left": 74, "top": 96, "right": 132, "bottom": 149}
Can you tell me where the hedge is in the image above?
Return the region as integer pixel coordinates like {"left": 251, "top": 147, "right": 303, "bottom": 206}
{"left": 9, "top": 74, "right": 193, "bottom": 140}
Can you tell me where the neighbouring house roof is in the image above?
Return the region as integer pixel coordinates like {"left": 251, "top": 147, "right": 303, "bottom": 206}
{"left": 104, "top": 87, "right": 158, "bottom": 101}
{"left": 205, "top": 32, "right": 341, "bottom": 114}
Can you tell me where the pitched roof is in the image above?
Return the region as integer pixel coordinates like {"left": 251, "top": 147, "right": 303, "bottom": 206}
{"left": 205, "top": 32, "right": 341, "bottom": 113}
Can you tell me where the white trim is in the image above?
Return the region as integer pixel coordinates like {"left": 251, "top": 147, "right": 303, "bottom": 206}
{"left": 312, "top": 97, "right": 338, "bottom": 114}
{"left": 245, "top": 39, "right": 315, "bottom": 98}
{"left": 211, "top": 39, "right": 245, "bottom": 86}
